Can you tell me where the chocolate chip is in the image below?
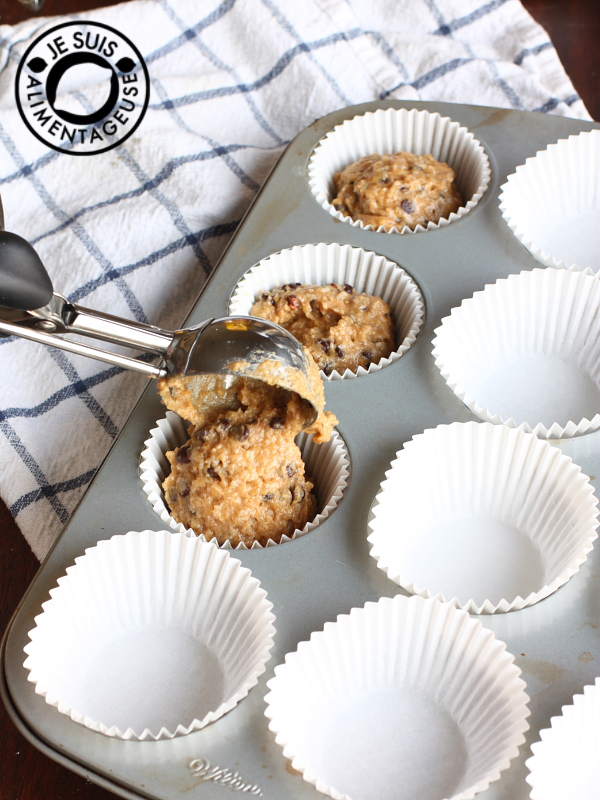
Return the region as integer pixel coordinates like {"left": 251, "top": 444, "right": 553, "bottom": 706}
{"left": 287, "top": 295, "right": 301, "bottom": 310}
{"left": 218, "top": 418, "right": 231, "bottom": 431}
{"left": 236, "top": 424, "right": 250, "bottom": 441}
{"left": 400, "top": 185, "right": 408, "bottom": 191}
{"left": 264, "top": 493, "right": 274, "bottom": 501}
{"left": 271, "top": 297, "right": 276, "bottom": 306}
{"left": 344, "top": 284, "right": 353, "bottom": 293}
{"left": 335, "top": 346, "right": 344, "bottom": 358}
{"left": 362, "top": 350, "right": 372, "bottom": 360}
{"left": 286, "top": 465, "right": 295, "bottom": 477}
{"left": 290, "top": 485, "right": 305, "bottom": 504}
{"left": 261, "top": 293, "right": 269, "bottom": 300}
{"left": 177, "top": 446, "right": 191, "bottom": 464}
{"left": 207, "top": 466, "right": 221, "bottom": 481}
{"left": 317, "top": 338, "right": 331, "bottom": 354}
{"left": 270, "top": 416, "right": 286, "bottom": 429}
{"left": 323, "top": 364, "right": 333, "bottom": 376}
{"left": 180, "top": 485, "right": 190, "bottom": 497}
{"left": 195, "top": 427, "right": 210, "bottom": 442}
{"left": 401, "top": 199, "right": 415, "bottom": 214}
{"left": 381, "top": 177, "right": 389, "bottom": 184}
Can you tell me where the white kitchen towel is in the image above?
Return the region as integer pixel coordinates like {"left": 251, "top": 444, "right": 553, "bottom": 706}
{"left": 0, "top": 0, "right": 590, "bottom": 560}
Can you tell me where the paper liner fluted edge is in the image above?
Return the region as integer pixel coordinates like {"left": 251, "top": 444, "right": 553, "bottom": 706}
{"left": 367, "top": 422, "right": 599, "bottom": 614}
{"left": 140, "top": 412, "right": 350, "bottom": 549}
{"left": 525, "top": 677, "right": 600, "bottom": 799}
{"left": 228, "top": 242, "right": 425, "bottom": 380}
{"left": 308, "top": 107, "right": 491, "bottom": 236}
{"left": 264, "top": 595, "right": 530, "bottom": 800}
{"left": 23, "top": 530, "right": 276, "bottom": 740}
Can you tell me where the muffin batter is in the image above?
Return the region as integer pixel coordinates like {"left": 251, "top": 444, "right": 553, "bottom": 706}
{"left": 331, "top": 152, "right": 463, "bottom": 231}
{"left": 251, "top": 283, "right": 395, "bottom": 375}
{"left": 161, "top": 379, "right": 319, "bottom": 548}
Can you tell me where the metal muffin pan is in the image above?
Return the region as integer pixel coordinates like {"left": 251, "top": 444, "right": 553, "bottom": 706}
{"left": 3, "top": 100, "right": 600, "bottom": 800}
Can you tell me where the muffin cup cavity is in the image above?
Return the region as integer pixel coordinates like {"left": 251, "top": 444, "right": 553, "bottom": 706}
{"left": 308, "top": 107, "right": 490, "bottom": 234}
{"left": 432, "top": 268, "right": 600, "bottom": 439}
{"left": 499, "top": 129, "right": 600, "bottom": 273}
{"left": 140, "top": 412, "right": 350, "bottom": 549}
{"left": 23, "top": 530, "right": 276, "bottom": 740}
{"left": 229, "top": 242, "right": 424, "bottom": 380}
{"left": 368, "top": 422, "right": 599, "bottom": 615}
{"left": 265, "top": 594, "right": 530, "bottom": 800}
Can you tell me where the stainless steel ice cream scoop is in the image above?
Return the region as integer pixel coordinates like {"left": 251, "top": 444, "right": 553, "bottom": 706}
{"left": 0, "top": 223, "right": 320, "bottom": 424}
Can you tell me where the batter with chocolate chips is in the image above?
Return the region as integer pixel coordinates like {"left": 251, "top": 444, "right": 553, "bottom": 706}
{"left": 158, "top": 362, "right": 338, "bottom": 548}
{"left": 251, "top": 283, "right": 395, "bottom": 375}
{"left": 331, "top": 151, "right": 463, "bottom": 231}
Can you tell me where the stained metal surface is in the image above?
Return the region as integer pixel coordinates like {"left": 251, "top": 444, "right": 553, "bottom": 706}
{"left": 2, "top": 100, "right": 600, "bottom": 800}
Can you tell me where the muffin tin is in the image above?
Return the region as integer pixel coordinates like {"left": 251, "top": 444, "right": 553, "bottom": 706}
{"left": 2, "top": 99, "right": 600, "bottom": 800}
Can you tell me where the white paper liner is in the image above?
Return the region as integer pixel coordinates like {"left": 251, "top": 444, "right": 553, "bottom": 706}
{"left": 526, "top": 678, "right": 600, "bottom": 800}
{"left": 140, "top": 411, "right": 349, "bottom": 549}
{"left": 228, "top": 242, "right": 424, "bottom": 380}
{"left": 308, "top": 107, "right": 491, "bottom": 234}
{"left": 367, "top": 422, "right": 598, "bottom": 615}
{"left": 499, "top": 129, "right": 600, "bottom": 274}
{"left": 432, "top": 268, "right": 600, "bottom": 439}
{"left": 265, "top": 594, "right": 529, "bottom": 800}
{"left": 23, "top": 530, "right": 276, "bottom": 740}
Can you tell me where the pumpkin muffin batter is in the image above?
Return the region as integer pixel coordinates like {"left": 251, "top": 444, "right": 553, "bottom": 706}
{"left": 331, "top": 151, "right": 463, "bottom": 231}
{"left": 251, "top": 283, "right": 395, "bottom": 375}
{"left": 157, "top": 357, "right": 338, "bottom": 547}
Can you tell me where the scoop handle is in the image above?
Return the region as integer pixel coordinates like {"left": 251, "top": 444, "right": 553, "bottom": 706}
{"left": 0, "top": 231, "right": 54, "bottom": 311}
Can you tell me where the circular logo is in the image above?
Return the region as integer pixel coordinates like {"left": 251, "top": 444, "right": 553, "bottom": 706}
{"left": 15, "top": 21, "right": 150, "bottom": 156}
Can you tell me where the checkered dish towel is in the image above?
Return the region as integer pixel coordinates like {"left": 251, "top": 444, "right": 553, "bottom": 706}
{"left": 0, "top": 0, "right": 590, "bottom": 560}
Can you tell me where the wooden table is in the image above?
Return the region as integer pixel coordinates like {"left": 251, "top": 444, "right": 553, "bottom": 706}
{"left": 0, "top": 1, "right": 598, "bottom": 797}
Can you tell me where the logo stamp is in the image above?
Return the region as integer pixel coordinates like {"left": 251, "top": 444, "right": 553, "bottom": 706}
{"left": 188, "top": 758, "right": 263, "bottom": 795}
{"left": 15, "top": 21, "right": 149, "bottom": 156}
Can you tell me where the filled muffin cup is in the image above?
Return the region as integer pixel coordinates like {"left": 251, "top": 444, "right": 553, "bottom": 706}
{"left": 23, "top": 530, "right": 276, "bottom": 740}
{"left": 308, "top": 106, "right": 490, "bottom": 234}
{"left": 432, "top": 267, "right": 600, "bottom": 439}
{"left": 140, "top": 411, "right": 350, "bottom": 549}
{"left": 499, "top": 129, "right": 600, "bottom": 274}
{"left": 526, "top": 678, "right": 600, "bottom": 800}
{"left": 368, "top": 421, "right": 599, "bottom": 614}
{"left": 229, "top": 242, "right": 424, "bottom": 380}
{"left": 264, "top": 594, "right": 529, "bottom": 800}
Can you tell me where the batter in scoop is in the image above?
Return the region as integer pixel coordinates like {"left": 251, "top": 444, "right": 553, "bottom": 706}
{"left": 332, "top": 152, "right": 463, "bottom": 231}
{"left": 251, "top": 283, "right": 395, "bottom": 375}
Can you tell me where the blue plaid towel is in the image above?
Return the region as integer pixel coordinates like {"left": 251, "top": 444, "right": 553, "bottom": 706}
{"left": 0, "top": 0, "right": 590, "bottom": 559}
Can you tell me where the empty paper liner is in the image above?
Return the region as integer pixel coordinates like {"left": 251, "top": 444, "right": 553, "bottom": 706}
{"left": 140, "top": 411, "right": 350, "bottom": 549}
{"left": 432, "top": 268, "right": 600, "bottom": 439}
{"left": 264, "top": 594, "right": 529, "bottom": 800}
{"left": 499, "top": 129, "right": 600, "bottom": 273}
{"left": 368, "top": 422, "right": 598, "bottom": 614}
{"left": 23, "top": 530, "right": 276, "bottom": 740}
{"left": 229, "top": 242, "right": 424, "bottom": 379}
{"left": 308, "top": 106, "right": 490, "bottom": 234}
